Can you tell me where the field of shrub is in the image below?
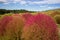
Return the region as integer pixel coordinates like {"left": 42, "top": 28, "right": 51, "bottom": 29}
{"left": 0, "top": 11, "right": 60, "bottom": 40}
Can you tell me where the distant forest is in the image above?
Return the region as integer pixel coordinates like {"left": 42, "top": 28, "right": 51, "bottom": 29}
{"left": 0, "top": 9, "right": 35, "bottom": 15}
{"left": 0, "top": 8, "right": 60, "bottom": 15}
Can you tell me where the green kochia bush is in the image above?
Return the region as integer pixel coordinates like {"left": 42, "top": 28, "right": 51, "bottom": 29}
{"left": 21, "top": 14, "right": 58, "bottom": 40}
{"left": 54, "top": 15, "right": 60, "bottom": 24}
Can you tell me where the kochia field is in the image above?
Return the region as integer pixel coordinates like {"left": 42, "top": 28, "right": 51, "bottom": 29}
{"left": 0, "top": 13, "right": 60, "bottom": 40}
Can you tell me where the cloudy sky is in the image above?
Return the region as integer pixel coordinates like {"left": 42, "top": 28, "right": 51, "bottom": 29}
{"left": 0, "top": 0, "right": 60, "bottom": 11}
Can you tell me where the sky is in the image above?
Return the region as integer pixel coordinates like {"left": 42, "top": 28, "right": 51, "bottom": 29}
{"left": 0, "top": 0, "right": 60, "bottom": 11}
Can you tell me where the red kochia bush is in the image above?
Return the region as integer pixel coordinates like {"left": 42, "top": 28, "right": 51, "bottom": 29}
{"left": 22, "top": 13, "right": 32, "bottom": 21}
{"left": 0, "top": 16, "right": 12, "bottom": 36}
{"left": 6, "top": 14, "right": 25, "bottom": 33}
{"left": 5, "top": 14, "right": 25, "bottom": 40}
{"left": 21, "top": 14, "right": 58, "bottom": 40}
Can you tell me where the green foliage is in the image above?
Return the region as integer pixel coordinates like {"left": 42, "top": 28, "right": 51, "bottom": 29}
{"left": 0, "top": 9, "right": 35, "bottom": 15}
{"left": 0, "top": 9, "right": 11, "bottom": 15}
{"left": 0, "top": 9, "right": 6, "bottom": 15}
{"left": 55, "top": 15, "right": 60, "bottom": 24}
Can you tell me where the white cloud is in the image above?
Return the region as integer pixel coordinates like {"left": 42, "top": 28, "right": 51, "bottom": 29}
{"left": 39, "top": 5, "right": 60, "bottom": 11}
{"left": 13, "top": 0, "right": 27, "bottom": 5}
{"left": 3, "top": 2, "right": 10, "bottom": 4}
{"left": 45, "top": 0, "right": 60, "bottom": 4}
{"left": 48, "top": 6, "right": 60, "bottom": 9}
{"left": 0, "top": 0, "right": 11, "bottom": 4}
{"left": 0, "top": 0, "right": 60, "bottom": 5}
{"left": 18, "top": 0, "right": 60, "bottom": 5}
{"left": 14, "top": 0, "right": 22, "bottom": 2}
{"left": 13, "top": 0, "right": 22, "bottom": 3}
{"left": 0, "top": 0, "right": 7, "bottom": 3}
{"left": 40, "top": 5, "right": 48, "bottom": 7}
{"left": 28, "top": 0, "right": 60, "bottom": 4}
{"left": 20, "top": 1, "right": 27, "bottom": 5}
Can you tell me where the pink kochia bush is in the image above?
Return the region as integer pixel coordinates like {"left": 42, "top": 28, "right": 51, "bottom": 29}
{"left": 21, "top": 14, "right": 58, "bottom": 40}
{"left": 5, "top": 14, "right": 25, "bottom": 40}
{"left": 0, "top": 16, "right": 12, "bottom": 36}
{"left": 22, "top": 13, "right": 32, "bottom": 21}
{"left": 0, "top": 14, "right": 25, "bottom": 40}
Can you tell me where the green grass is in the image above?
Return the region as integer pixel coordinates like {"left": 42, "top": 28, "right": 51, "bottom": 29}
{"left": 57, "top": 24, "right": 60, "bottom": 28}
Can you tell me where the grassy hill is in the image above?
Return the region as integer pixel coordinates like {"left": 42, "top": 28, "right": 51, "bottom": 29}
{"left": 43, "top": 8, "right": 60, "bottom": 13}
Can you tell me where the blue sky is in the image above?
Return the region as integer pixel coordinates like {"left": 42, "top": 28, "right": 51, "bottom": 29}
{"left": 0, "top": 0, "right": 60, "bottom": 11}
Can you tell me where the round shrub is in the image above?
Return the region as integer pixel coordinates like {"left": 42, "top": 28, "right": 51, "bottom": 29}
{"left": 5, "top": 14, "right": 25, "bottom": 40}
{"left": 21, "top": 14, "right": 58, "bottom": 40}
{"left": 0, "top": 16, "right": 12, "bottom": 36}
{"left": 55, "top": 15, "right": 60, "bottom": 24}
{"left": 22, "top": 13, "right": 32, "bottom": 21}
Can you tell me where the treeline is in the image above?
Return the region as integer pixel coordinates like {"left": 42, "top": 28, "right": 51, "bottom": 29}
{"left": 0, "top": 9, "right": 35, "bottom": 15}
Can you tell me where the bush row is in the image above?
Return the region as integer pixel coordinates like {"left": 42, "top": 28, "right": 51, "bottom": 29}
{"left": 0, "top": 13, "right": 59, "bottom": 40}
